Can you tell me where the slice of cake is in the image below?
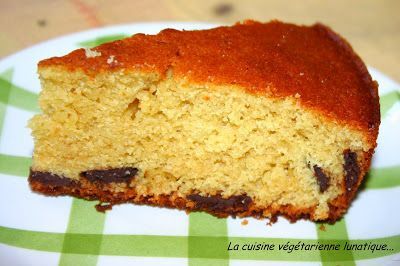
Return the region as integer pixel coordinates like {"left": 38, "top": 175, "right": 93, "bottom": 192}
{"left": 28, "top": 20, "right": 380, "bottom": 222}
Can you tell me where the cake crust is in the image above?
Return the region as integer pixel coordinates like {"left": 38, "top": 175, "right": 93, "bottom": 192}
{"left": 39, "top": 20, "right": 380, "bottom": 134}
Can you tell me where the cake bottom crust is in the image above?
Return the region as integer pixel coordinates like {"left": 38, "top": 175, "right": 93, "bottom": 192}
{"left": 28, "top": 169, "right": 359, "bottom": 223}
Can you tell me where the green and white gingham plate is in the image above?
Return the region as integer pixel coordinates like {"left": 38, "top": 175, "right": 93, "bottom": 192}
{"left": 0, "top": 22, "right": 399, "bottom": 266}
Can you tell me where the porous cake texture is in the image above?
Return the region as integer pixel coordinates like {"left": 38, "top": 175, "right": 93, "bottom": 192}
{"left": 28, "top": 20, "right": 380, "bottom": 222}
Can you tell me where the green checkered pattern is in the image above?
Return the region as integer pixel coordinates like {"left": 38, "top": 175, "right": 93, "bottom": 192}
{"left": 0, "top": 35, "right": 399, "bottom": 266}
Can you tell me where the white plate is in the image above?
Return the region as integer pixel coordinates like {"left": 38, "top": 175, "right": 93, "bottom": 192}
{"left": 0, "top": 22, "right": 399, "bottom": 266}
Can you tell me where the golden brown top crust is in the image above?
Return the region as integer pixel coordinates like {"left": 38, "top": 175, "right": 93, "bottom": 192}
{"left": 39, "top": 20, "right": 380, "bottom": 132}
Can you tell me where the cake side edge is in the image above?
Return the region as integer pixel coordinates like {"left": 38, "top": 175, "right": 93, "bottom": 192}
{"left": 28, "top": 148, "right": 373, "bottom": 223}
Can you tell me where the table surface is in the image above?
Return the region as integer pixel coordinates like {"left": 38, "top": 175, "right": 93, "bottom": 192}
{"left": 1, "top": 0, "right": 399, "bottom": 82}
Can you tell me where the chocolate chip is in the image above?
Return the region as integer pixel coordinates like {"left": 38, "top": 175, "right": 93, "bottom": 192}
{"left": 214, "top": 3, "right": 233, "bottom": 16}
{"left": 81, "top": 167, "right": 138, "bottom": 183}
{"left": 29, "top": 170, "right": 77, "bottom": 187}
{"left": 344, "top": 150, "right": 360, "bottom": 192}
{"left": 187, "top": 194, "right": 252, "bottom": 212}
{"left": 313, "top": 165, "right": 330, "bottom": 192}
{"left": 37, "top": 19, "right": 47, "bottom": 27}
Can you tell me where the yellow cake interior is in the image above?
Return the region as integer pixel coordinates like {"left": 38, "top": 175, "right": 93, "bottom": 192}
{"left": 29, "top": 67, "right": 372, "bottom": 219}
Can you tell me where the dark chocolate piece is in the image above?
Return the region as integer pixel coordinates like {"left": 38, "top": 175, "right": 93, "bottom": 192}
{"left": 29, "top": 170, "right": 77, "bottom": 187}
{"left": 343, "top": 150, "right": 360, "bottom": 192}
{"left": 81, "top": 167, "right": 138, "bottom": 183}
{"left": 313, "top": 165, "right": 330, "bottom": 192}
{"left": 187, "top": 194, "right": 252, "bottom": 212}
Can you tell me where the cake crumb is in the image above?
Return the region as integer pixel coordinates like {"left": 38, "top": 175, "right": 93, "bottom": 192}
{"left": 107, "top": 55, "right": 117, "bottom": 65}
{"left": 85, "top": 48, "right": 101, "bottom": 58}
{"left": 241, "top": 219, "right": 248, "bottom": 226}
{"left": 266, "top": 215, "right": 278, "bottom": 226}
{"left": 299, "top": 72, "right": 304, "bottom": 76}
{"left": 319, "top": 224, "right": 326, "bottom": 231}
{"left": 294, "top": 93, "right": 301, "bottom": 98}
{"left": 95, "top": 202, "right": 112, "bottom": 212}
